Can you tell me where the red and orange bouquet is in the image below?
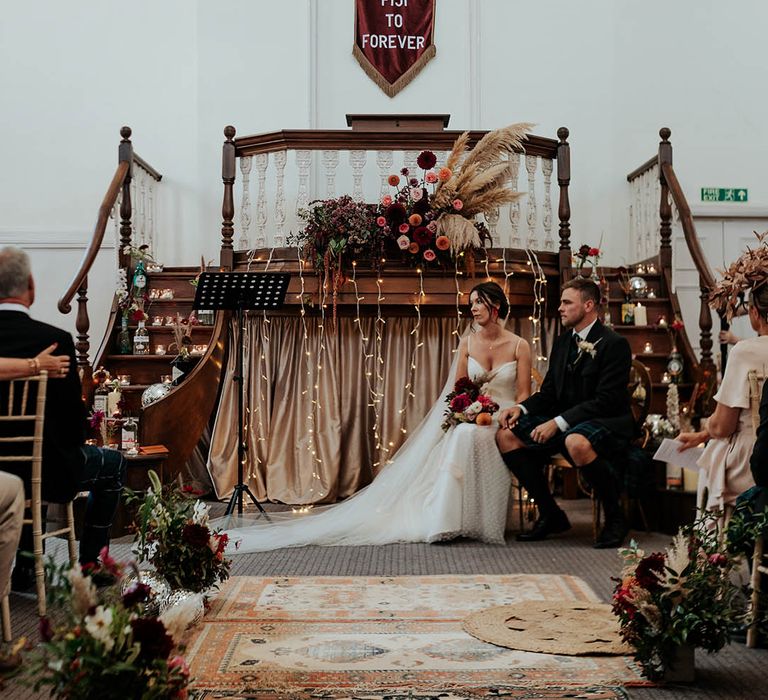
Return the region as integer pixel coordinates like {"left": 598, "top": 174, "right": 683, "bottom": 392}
{"left": 441, "top": 376, "right": 499, "bottom": 432}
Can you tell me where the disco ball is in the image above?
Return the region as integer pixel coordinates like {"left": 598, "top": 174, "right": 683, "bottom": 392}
{"left": 121, "top": 571, "right": 171, "bottom": 615}
{"left": 629, "top": 276, "right": 648, "bottom": 298}
{"left": 141, "top": 382, "right": 171, "bottom": 407}
{"left": 160, "top": 589, "right": 206, "bottom": 628}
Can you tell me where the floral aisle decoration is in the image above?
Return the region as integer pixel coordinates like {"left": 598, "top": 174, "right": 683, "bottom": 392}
{"left": 128, "top": 470, "right": 234, "bottom": 593}
{"left": 611, "top": 512, "right": 744, "bottom": 681}
{"left": 27, "top": 551, "right": 194, "bottom": 699}
{"left": 441, "top": 376, "right": 499, "bottom": 432}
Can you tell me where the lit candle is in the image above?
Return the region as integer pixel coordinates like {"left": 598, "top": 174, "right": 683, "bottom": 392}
{"left": 657, "top": 315, "right": 668, "bottom": 328}
{"left": 155, "top": 344, "right": 166, "bottom": 355}
{"left": 661, "top": 372, "right": 672, "bottom": 384}
{"left": 634, "top": 302, "right": 648, "bottom": 326}
{"left": 636, "top": 263, "right": 646, "bottom": 274}
{"left": 646, "top": 289, "right": 656, "bottom": 299}
{"left": 647, "top": 263, "right": 657, "bottom": 274}
{"left": 643, "top": 341, "right": 653, "bottom": 354}
{"left": 118, "top": 374, "right": 131, "bottom": 386}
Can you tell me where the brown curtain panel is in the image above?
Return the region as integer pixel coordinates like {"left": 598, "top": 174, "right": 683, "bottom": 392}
{"left": 207, "top": 314, "right": 553, "bottom": 505}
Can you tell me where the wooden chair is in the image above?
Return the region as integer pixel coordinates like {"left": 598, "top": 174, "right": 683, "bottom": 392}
{"left": 746, "top": 369, "right": 767, "bottom": 649}
{"left": 0, "top": 372, "right": 77, "bottom": 617}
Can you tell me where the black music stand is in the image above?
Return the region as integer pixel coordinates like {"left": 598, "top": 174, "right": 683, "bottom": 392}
{"left": 194, "top": 271, "right": 290, "bottom": 516}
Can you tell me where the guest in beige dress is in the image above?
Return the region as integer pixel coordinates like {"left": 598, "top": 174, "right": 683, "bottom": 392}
{"left": 678, "top": 287, "right": 768, "bottom": 511}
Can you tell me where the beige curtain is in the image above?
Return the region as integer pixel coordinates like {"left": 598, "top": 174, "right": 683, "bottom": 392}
{"left": 207, "top": 313, "right": 554, "bottom": 505}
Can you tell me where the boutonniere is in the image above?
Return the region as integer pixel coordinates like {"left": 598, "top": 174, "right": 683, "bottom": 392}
{"left": 575, "top": 337, "right": 602, "bottom": 361}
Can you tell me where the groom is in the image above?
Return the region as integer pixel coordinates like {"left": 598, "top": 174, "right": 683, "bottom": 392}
{"left": 496, "top": 277, "right": 634, "bottom": 548}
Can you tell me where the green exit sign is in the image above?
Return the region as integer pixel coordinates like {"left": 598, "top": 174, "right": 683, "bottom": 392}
{"left": 701, "top": 187, "right": 748, "bottom": 202}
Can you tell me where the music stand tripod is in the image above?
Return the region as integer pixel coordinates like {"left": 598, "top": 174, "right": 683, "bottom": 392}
{"left": 194, "top": 271, "right": 291, "bottom": 516}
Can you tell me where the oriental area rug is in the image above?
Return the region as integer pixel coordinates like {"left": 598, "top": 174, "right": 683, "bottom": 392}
{"left": 186, "top": 575, "right": 648, "bottom": 699}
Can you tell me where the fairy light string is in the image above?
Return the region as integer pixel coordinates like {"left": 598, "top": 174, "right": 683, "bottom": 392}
{"left": 396, "top": 267, "right": 425, "bottom": 439}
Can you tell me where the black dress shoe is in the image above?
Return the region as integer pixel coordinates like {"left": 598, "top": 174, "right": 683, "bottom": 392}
{"left": 516, "top": 510, "right": 571, "bottom": 541}
{"left": 593, "top": 518, "right": 630, "bottom": 549}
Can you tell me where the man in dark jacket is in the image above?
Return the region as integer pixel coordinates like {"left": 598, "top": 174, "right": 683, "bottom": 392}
{"left": 497, "top": 277, "right": 634, "bottom": 548}
{"left": 0, "top": 246, "right": 125, "bottom": 566}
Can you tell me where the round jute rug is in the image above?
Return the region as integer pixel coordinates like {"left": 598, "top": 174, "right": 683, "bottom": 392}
{"left": 462, "top": 601, "right": 631, "bottom": 655}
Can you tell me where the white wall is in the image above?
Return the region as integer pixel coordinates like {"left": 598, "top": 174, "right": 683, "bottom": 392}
{"left": 1, "top": 0, "right": 767, "bottom": 351}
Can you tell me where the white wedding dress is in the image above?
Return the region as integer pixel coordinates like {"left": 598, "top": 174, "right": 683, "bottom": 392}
{"left": 222, "top": 354, "right": 518, "bottom": 552}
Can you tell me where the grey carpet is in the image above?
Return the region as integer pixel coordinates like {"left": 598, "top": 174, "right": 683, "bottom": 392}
{"left": 3, "top": 500, "right": 766, "bottom": 699}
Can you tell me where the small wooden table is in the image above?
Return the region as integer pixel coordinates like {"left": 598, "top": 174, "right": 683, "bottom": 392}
{"left": 113, "top": 444, "right": 170, "bottom": 537}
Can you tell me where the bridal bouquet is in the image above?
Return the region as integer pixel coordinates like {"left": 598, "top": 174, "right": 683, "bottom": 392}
{"left": 441, "top": 376, "right": 499, "bottom": 432}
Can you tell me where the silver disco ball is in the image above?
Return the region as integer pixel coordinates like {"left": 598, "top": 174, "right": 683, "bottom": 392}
{"left": 160, "top": 589, "right": 206, "bottom": 628}
{"left": 121, "top": 571, "right": 171, "bottom": 615}
{"left": 629, "top": 276, "right": 648, "bottom": 298}
{"left": 141, "top": 382, "right": 171, "bottom": 407}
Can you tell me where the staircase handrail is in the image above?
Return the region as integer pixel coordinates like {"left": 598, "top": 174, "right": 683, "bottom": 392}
{"left": 626, "top": 155, "right": 658, "bottom": 184}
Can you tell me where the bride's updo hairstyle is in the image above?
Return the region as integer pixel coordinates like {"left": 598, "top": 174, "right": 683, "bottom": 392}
{"left": 749, "top": 284, "right": 768, "bottom": 322}
{"left": 469, "top": 281, "right": 509, "bottom": 321}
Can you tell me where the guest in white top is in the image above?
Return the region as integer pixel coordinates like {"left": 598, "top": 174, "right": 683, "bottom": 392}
{"left": 678, "top": 286, "right": 768, "bottom": 511}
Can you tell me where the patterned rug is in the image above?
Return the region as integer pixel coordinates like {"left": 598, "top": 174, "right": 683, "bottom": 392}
{"left": 186, "top": 575, "right": 647, "bottom": 699}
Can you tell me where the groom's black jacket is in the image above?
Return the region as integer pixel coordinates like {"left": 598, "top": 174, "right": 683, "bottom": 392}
{"left": 521, "top": 319, "right": 635, "bottom": 440}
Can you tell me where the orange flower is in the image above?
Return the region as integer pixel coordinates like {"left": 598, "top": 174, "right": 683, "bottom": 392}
{"left": 388, "top": 174, "right": 400, "bottom": 186}
{"left": 435, "top": 235, "right": 450, "bottom": 251}
{"left": 476, "top": 412, "right": 492, "bottom": 426}
{"left": 408, "top": 242, "right": 420, "bottom": 254}
{"left": 408, "top": 214, "right": 422, "bottom": 226}
{"left": 438, "top": 167, "right": 452, "bottom": 181}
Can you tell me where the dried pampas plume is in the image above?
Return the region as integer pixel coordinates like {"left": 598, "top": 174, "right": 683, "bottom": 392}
{"left": 436, "top": 214, "right": 481, "bottom": 256}
{"left": 709, "top": 230, "right": 768, "bottom": 320}
{"left": 433, "top": 122, "right": 534, "bottom": 218}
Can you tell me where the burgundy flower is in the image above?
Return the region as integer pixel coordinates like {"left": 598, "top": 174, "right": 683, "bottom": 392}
{"left": 417, "top": 150, "right": 437, "bottom": 170}
{"left": 39, "top": 616, "right": 53, "bottom": 642}
{"left": 409, "top": 178, "right": 419, "bottom": 187}
{"left": 413, "top": 226, "right": 433, "bottom": 246}
{"left": 454, "top": 377, "right": 478, "bottom": 395}
{"left": 578, "top": 244, "right": 591, "bottom": 257}
{"left": 386, "top": 202, "right": 407, "bottom": 223}
{"left": 400, "top": 167, "right": 409, "bottom": 176}
{"left": 450, "top": 394, "right": 472, "bottom": 412}
{"left": 635, "top": 552, "right": 665, "bottom": 590}
{"left": 131, "top": 617, "right": 174, "bottom": 660}
{"left": 122, "top": 582, "right": 151, "bottom": 607}
{"left": 182, "top": 522, "right": 211, "bottom": 549}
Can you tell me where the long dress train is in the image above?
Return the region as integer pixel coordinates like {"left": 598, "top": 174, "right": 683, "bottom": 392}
{"left": 222, "top": 357, "right": 518, "bottom": 552}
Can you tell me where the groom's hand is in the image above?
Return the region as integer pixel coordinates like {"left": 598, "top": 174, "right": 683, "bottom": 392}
{"left": 499, "top": 406, "right": 522, "bottom": 430}
{"left": 530, "top": 419, "right": 559, "bottom": 444}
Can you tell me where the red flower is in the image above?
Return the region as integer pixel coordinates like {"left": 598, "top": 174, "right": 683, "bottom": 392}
{"left": 671, "top": 318, "right": 684, "bottom": 331}
{"left": 708, "top": 553, "right": 728, "bottom": 567}
{"left": 635, "top": 552, "right": 665, "bottom": 590}
{"left": 450, "top": 394, "right": 471, "bottom": 412}
{"left": 182, "top": 522, "right": 211, "bottom": 549}
{"left": 386, "top": 202, "right": 407, "bottom": 223}
{"left": 589, "top": 247, "right": 600, "bottom": 256}
{"left": 413, "top": 226, "right": 433, "bottom": 246}
{"left": 423, "top": 249, "right": 436, "bottom": 262}
{"left": 417, "top": 150, "right": 437, "bottom": 170}
{"left": 454, "top": 377, "right": 478, "bottom": 394}
{"left": 131, "top": 308, "right": 147, "bottom": 323}
{"left": 131, "top": 617, "right": 174, "bottom": 660}
{"left": 387, "top": 174, "right": 400, "bottom": 186}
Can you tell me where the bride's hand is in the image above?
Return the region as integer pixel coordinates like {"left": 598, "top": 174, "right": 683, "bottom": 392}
{"left": 499, "top": 406, "right": 522, "bottom": 430}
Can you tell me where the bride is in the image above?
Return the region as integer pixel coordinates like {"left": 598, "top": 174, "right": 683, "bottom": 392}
{"left": 224, "top": 281, "right": 531, "bottom": 551}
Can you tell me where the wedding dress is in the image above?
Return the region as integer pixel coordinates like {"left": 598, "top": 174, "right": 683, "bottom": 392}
{"left": 222, "top": 349, "right": 518, "bottom": 552}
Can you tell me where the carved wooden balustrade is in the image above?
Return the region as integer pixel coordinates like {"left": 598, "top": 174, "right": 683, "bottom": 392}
{"left": 218, "top": 115, "right": 574, "bottom": 280}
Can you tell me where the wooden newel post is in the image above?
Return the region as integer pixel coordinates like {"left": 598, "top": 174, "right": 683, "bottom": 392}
{"left": 658, "top": 127, "right": 673, "bottom": 275}
{"left": 75, "top": 276, "right": 92, "bottom": 394}
{"left": 220, "top": 125, "right": 236, "bottom": 270}
{"left": 118, "top": 126, "right": 134, "bottom": 269}
{"left": 556, "top": 127, "right": 572, "bottom": 285}
{"left": 698, "top": 276, "right": 715, "bottom": 378}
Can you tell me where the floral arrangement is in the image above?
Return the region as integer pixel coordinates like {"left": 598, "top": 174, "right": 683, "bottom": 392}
{"left": 27, "top": 550, "right": 193, "bottom": 699}
{"left": 441, "top": 376, "right": 499, "bottom": 432}
{"left": 573, "top": 244, "right": 601, "bottom": 277}
{"left": 168, "top": 312, "right": 199, "bottom": 360}
{"left": 709, "top": 230, "right": 768, "bottom": 320}
{"left": 611, "top": 512, "right": 744, "bottom": 681}
{"left": 128, "top": 470, "right": 233, "bottom": 593}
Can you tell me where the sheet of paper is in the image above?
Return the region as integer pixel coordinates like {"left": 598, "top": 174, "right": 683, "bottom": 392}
{"left": 652, "top": 438, "right": 704, "bottom": 471}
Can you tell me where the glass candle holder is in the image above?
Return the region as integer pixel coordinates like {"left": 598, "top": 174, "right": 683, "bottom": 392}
{"left": 161, "top": 374, "right": 173, "bottom": 384}
{"left": 646, "top": 288, "right": 656, "bottom": 299}
{"left": 647, "top": 263, "right": 657, "bottom": 274}
{"left": 155, "top": 344, "right": 166, "bottom": 356}
{"left": 661, "top": 371, "right": 672, "bottom": 384}
{"left": 152, "top": 316, "right": 164, "bottom": 326}
{"left": 643, "top": 341, "right": 653, "bottom": 354}
{"left": 117, "top": 374, "right": 131, "bottom": 386}
{"left": 657, "top": 315, "right": 668, "bottom": 328}
{"left": 635, "top": 263, "right": 647, "bottom": 275}
{"left": 165, "top": 315, "right": 175, "bottom": 325}
{"left": 148, "top": 289, "right": 159, "bottom": 300}
{"left": 160, "top": 289, "right": 174, "bottom": 300}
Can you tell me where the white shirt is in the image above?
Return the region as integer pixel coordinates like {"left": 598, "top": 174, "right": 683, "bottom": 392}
{"left": 0, "top": 302, "right": 30, "bottom": 315}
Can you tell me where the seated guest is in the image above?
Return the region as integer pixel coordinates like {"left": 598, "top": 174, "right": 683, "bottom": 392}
{"left": 496, "top": 277, "right": 635, "bottom": 548}
{"left": 678, "top": 286, "right": 768, "bottom": 513}
{"left": 0, "top": 246, "right": 126, "bottom": 567}
{"left": 0, "top": 471, "right": 24, "bottom": 669}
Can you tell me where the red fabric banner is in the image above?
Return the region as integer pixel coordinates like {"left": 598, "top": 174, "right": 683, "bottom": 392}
{"left": 353, "top": 0, "right": 437, "bottom": 97}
